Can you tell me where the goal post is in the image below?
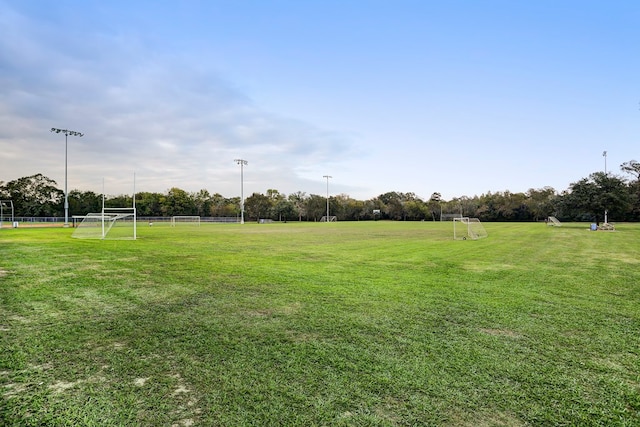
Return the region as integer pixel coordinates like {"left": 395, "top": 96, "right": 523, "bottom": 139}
{"left": 72, "top": 208, "right": 137, "bottom": 240}
{"left": 320, "top": 216, "right": 337, "bottom": 222}
{"left": 171, "top": 215, "right": 201, "bottom": 226}
{"left": 0, "top": 200, "right": 14, "bottom": 228}
{"left": 547, "top": 216, "right": 561, "bottom": 226}
{"left": 453, "top": 217, "right": 488, "bottom": 240}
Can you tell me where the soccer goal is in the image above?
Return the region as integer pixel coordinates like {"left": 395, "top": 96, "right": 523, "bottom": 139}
{"left": 320, "top": 216, "right": 337, "bottom": 222}
{"left": 547, "top": 216, "right": 562, "bottom": 226}
{"left": 453, "top": 217, "right": 488, "bottom": 240}
{"left": 171, "top": 215, "right": 201, "bottom": 226}
{"left": 72, "top": 208, "right": 137, "bottom": 240}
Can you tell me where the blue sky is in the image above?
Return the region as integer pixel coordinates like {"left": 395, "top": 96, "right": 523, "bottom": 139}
{"left": 1, "top": 0, "right": 638, "bottom": 200}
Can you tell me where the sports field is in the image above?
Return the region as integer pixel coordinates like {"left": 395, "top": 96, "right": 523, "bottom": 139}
{"left": 1, "top": 221, "right": 639, "bottom": 425}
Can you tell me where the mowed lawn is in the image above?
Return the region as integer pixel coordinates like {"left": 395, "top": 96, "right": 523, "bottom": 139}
{"left": 1, "top": 221, "right": 639, "bottom": 426}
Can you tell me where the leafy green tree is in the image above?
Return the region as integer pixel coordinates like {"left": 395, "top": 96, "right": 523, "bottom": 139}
{"left": 192, "top": 189, "right": 212, "bottom": 217}
{"left": 68, "top": 190, "right": 102, "bottom": 215}
{"left": 244, "top": 192, "right": 271, "bottom": 221}
{"left": 288, "top": 191, "right": 307, "bottom": 221}
{"left": 136, "top": 192, "right": 164, "bottom": 216}
{"left": 620, "top": 160, "right": 640, "bottom": 220}
{"left": 525, "top": 187, "right": 557, "bottom": 221}
{"left": 305, "top": 194, "right": 327, "bottom": 221}
{"left": 3, "top": 174, "right": 63, "bottom": 216}
{"left": 620, "top": 160, "right": 640, "bottom": 181}
{"left": 561, "top": 172, "right": 630, "bottom": 223}
{"left": 162, "top": 187, "right": 195, "bottom": 216}
{"left": 272, "top": 198, "right": 297, "bottom": 221}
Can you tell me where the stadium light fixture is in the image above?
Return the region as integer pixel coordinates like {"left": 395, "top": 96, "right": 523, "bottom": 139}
{"left": 50, "top": 128, "right": 84, "bottom": 227}
{"left": 323, "top": 175, "right": 332, "bottom": 221}
{"left": 602, "top": 150, "right": 607, "bottom": 175}
{"left": 234, "top": 159, "right": 248, "bottom": 224}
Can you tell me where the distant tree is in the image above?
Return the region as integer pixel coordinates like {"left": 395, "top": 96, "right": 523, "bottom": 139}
{"left": 305, "top": 194, "right": 327, "bottom": 221}
{"left": 192, "top": 189, "right": 212, "bottom": 217}
{"left": 162, "top": 187, "right": 195, "bottom": 216}
{"left": 272, "top": 198, "right": 296, "bottom": 221}
{"left": 428, "top": 192, "right": 442, "bottom": 221}
{"left": 620, "top": 160, "right": 640, "bottom": 181}
{"left": 3, "top": 174, "right": 63, "bottom": 216}
{"left": 68, "top": 190, "right": 102, "bottom": 215}
{"left": 620, "top": 160, "right": 640, "bottom": 220}
{"left": 288, "top": 191, "right": 307, "bottom": 221}
{"left": 244, "top": 192, "right": 271, "bottom": 221}
{"left": 561, "top": 172, "right": 630, "bottom": 223}
{"left": 525, "top": 187, "right": 557, "bottom": 221}
{"left": 136, "top": 192, "right": 164, "bottom": 216}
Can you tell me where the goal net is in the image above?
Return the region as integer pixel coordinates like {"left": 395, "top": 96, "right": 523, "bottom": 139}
{"left": 453, "top": 217, "right": 488, "bottom": 240}
{"left": 72, "top": 208, "right": 137, "bottom": 240}
{"left": 547, "top": 216, "right": 561, "bottom": 226}
{"left": 171, "top": 215, "right": 201, "bottom": 226}
{"left": 320, "top": 216, "right": 337, "bottom": 222}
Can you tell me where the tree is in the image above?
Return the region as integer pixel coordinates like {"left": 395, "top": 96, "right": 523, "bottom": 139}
{"left": 3, "top": 174, "right": 63, "bottom": 216}
{"left": 428, "top": 192, "right": 442, "bottom": 221}
{"left": 136, "top": 192, "right": 164, "bottom": 216}
{"left": 192, "top": 189, "right": 212, "bottom": 217}
{"left": 68, "top": 190, "right": 102, "bottom": 215}
{"left": 244, "top": 192, "right": 271, "bottom": 221}
{"left": 288, "top": 192, "right": 307, "bottom": 221}
{"left": 305, "top": 194, "right": 327, "bottom": 221}
{"left": 620, "top": 160, "right": 640, "bottom": 181}
{"left": 525, "top": 187, "right": 557, "bottom": 221}
{"left": 162, "top": 187, "right": 195, "bottom": 216}
{"left": 562, "top": 172, "right": 630, "bottom": 223}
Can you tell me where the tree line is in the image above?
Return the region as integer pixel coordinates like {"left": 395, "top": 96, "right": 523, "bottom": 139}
{"left": 2, "top": 160, "right": 639, "bottom": 223}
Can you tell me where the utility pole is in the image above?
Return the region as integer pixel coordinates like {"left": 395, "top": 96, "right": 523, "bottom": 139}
{"left": 51, "top": 128, "right": 84, "bottom": 227}
{"left": 234, "top": 159, "right": 248, "bottom": 224}
{"left": 323, "top": 175, "right": 332, "bottom": 222}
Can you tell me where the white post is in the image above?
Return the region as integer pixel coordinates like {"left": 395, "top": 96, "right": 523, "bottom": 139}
{"left": 323, "top": 175, "right": 332, "bottom": 221}
{"left": 234, "top": 159, "right": 248, "bottom": 224}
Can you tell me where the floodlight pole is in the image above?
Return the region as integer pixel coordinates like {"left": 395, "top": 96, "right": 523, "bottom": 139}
{"left": 603, "top": 151, "right": 608, "bottom": 224}
{"left": 323, "top": 175, "right": 332, "bottom": 221}
{"left": 51, "top": 128, "right": 84, "bottom": 227}
{"left": 234, "top": 159, "right": 248, "bottom": 224}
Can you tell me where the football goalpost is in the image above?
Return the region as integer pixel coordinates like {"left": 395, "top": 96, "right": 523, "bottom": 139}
{"left": 72, "top": 177, "right": 137, "bottom": 240}
{"left": 320, "top": 216, "right": 337, "bottom": 222}
{"left": 547, "top": 216, "right": 562, "bottom": 226}
{"left": 453, "top": 217, "right": 488, "bottom": 240}
{"left": 72, "top": 208, "right": 137, "bottom": 240}
{"left": 171, "top": 215, "right": 201, "bottom": 226}
{"left": 1, "top": 200, "right": 14, "bottom": 228}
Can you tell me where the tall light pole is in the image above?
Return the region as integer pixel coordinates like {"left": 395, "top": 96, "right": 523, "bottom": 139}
{"left": 51, "top": 128, "right": 84, "bottom": 227}
{"left": 323, "top": 175, "right": 332, "bottom": 222}
{"left": 234, "top": 159, "right": 248, "bottom": 224}
{"left": 602, "top": 151, "right": 608, "bottom": 224}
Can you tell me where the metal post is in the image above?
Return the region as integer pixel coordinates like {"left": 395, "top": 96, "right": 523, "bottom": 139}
{"left": 234, "top": 159, "right": 248, "bottom": 224}
{"left": 323, "top": 175, "right": 332, "bottom": 221}
{"left": 51, "top": 128, "right": 84, "bottom": 227}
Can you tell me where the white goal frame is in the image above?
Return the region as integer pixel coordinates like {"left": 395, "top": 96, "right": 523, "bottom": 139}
{"left": 320, "top": 216, "right": 337, "bottom": 222}
{"left": 72, "top": 208, "right": 137, "bottom": 240}
{"left": 453, "top": 217, "right": 488, "bottom": 240}
{"left": 547, "top": 216, "right": 561, "bottom": 226}
{"left": 171, "top": 215, "right": 201, "bottom": 226}
{"left": 0, "top": 200, "right": 14, "bottom": 228}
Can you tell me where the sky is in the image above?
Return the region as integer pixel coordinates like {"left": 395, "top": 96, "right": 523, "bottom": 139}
{"left": 1, "top": 0, "right": 638, "bottom": 201}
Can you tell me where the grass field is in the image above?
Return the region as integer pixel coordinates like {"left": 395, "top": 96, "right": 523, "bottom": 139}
{"left": 1, "top": 221, "right": 639, "bottom": 426}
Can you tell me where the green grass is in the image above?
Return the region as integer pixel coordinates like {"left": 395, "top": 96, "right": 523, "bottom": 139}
{"left": 1, "top": 221, "right": 639, "bottom": 426}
